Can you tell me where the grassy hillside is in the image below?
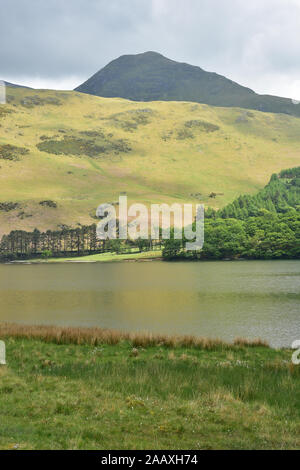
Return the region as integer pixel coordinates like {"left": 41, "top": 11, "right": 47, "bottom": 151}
{"left": 0, "top": 86, "right": 300, "bottom": 237}
{"left": 76, "top": 52, "right": 300, "bottom": 118}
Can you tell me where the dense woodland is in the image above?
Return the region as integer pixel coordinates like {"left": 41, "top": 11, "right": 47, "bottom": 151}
{"left": 1, "top": 167, "right": 299, "bottom": 261}
{"left": 207, "top": 167, "right": 300, "bottom": 220}
{"left": 163, "top": 167, "right": 300, "bottom": 260}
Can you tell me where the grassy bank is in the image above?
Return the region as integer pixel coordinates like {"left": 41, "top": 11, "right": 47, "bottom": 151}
{"left": 0, "top": 325, "right": 299, "bottom": 450}
{"left": 12, "top": 250, "right": 162, "bottom": 264}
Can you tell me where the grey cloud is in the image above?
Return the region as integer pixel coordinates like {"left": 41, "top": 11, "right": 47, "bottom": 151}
{"left": 0, "top": 0, "right": 299, "bottom": 97}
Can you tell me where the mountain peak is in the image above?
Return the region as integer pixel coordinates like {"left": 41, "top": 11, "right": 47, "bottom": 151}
{"left": 136, "top": 51, "right": 164, "bottom": 57}
{"left": 0, "top": 80, "right": 31, "bottom": 89}
{"left": 119, "top": 51, "right": 167, "bottom": 59}
{"left": 75, "top": 52, "right": 300, "bottom": 117}
{"left": 109, "top": 51, "right": 174, "bottom": 66}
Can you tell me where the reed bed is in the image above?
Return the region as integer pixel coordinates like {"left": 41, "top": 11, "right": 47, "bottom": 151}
{"left": 0, "top": 322, "right": 270, "bottom": 350}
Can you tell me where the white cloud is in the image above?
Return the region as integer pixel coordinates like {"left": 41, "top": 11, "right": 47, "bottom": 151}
{"left": 1, "top": 75, "right": 84, "bottom": 91}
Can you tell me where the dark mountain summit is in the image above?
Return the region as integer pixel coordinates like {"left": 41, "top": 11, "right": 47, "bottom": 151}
{"left": 1, "top": 80, "right": 31, "bottom": 89}
{"left": 75, "top": 51, "right": 300, "bottom": 117}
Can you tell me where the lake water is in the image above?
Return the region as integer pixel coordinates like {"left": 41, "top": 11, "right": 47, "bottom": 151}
{"left": 0, "top": 260, "right": 299, "bottom": 348}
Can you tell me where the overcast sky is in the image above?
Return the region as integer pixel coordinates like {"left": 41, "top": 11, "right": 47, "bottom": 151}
{"left": 1, "top": 0, "right": 300, "bottom": 99}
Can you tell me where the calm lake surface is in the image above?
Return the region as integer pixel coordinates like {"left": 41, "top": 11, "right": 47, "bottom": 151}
{"left": 0, "top": 260, "right": 299, "bottom": 348}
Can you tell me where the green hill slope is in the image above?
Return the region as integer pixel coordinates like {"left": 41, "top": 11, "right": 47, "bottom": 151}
{"left": 0, "top": 86, "right": 300, "bottom": 237}
{"left": 76, "top": 52, "right": 300, "bottom": 117}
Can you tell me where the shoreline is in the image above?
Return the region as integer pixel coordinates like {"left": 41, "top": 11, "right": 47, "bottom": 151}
{"left": 0, "top": 322, "right": 271, "bottom": 350}
{"left": 4, "top": 250, "right": 163, "bottom": 265}
{"left": 3, "top": 255, "right": 299, "bottom": 265}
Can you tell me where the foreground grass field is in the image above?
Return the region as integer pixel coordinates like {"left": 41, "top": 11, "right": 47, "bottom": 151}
{"left": 0, "top": 325, "right": 299, "bottom": 450}
{"left": 1, "top": 87, "right": 300, "bottom": 237}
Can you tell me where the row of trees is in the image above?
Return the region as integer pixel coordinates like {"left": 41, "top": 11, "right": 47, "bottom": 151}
{"left": 0, "top": 225, "right": 101, "bottom": 259}
{"left": 1, "top": 167, "right": 299, "bottom": 262}
{"left": 1, "top": 211, "right": 298, "bottom": 262}
{"left": 0, "top": 225, "right": 160, "bottom": 261}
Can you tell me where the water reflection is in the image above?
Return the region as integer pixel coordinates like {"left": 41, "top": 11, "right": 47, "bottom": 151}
{"left": 0, "top": 260, "right": 299, "bottom": 347}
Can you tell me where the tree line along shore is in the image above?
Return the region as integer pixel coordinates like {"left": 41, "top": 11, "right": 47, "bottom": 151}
{"left": 1, "top": 167, "right": 299, "bottom": 262}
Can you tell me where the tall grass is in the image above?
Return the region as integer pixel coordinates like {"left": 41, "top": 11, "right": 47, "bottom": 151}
{"left": 0, "top": 322, "right": 269, "bottom": 350}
